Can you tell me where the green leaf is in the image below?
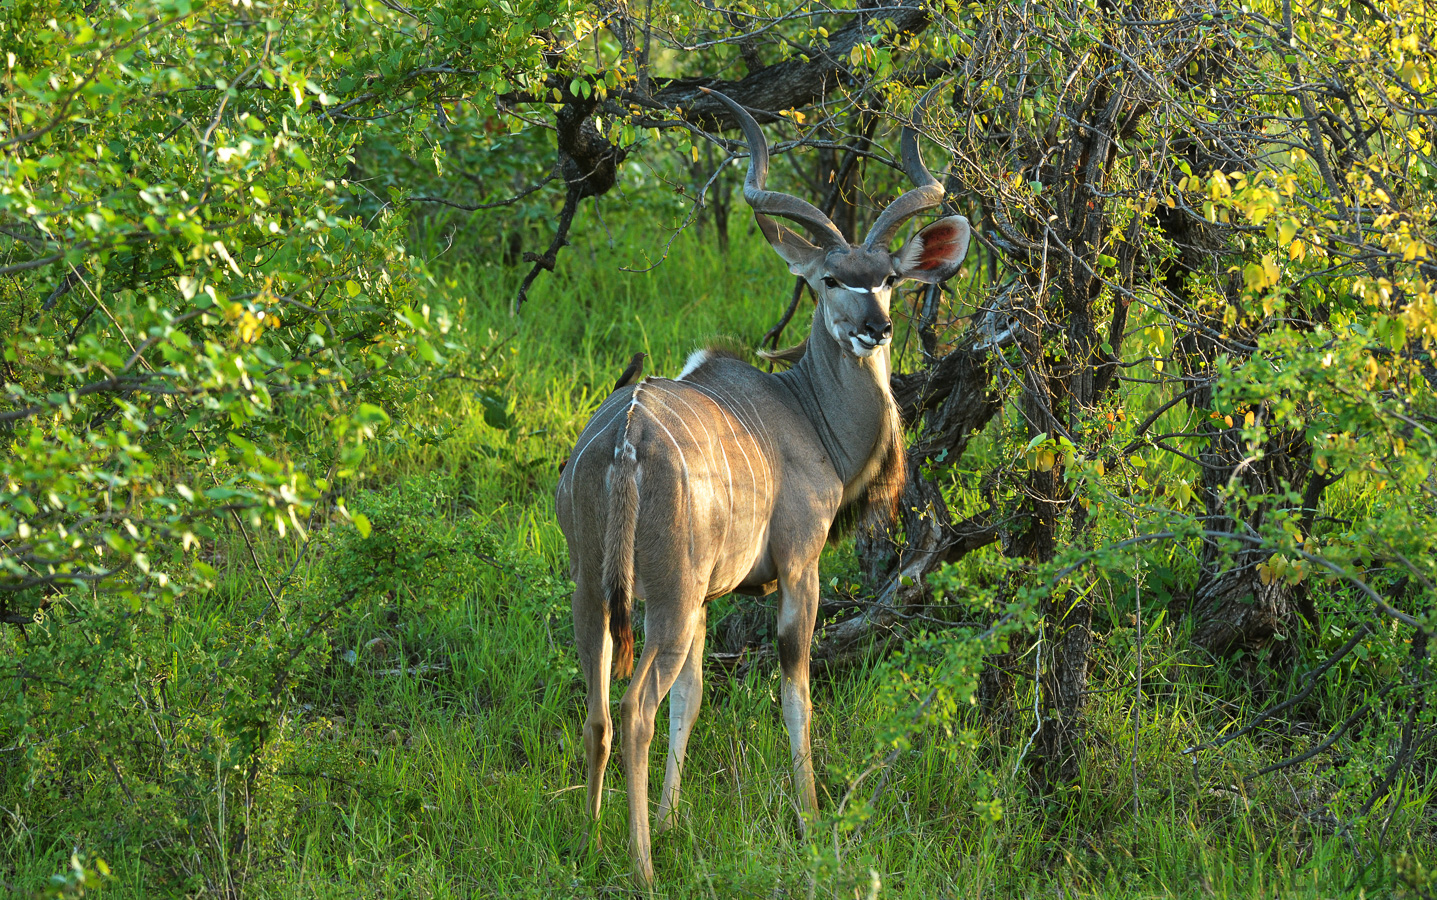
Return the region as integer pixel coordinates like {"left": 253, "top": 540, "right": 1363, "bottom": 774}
{"left": 478, "top": 391, "right": 514, "bottom": 430}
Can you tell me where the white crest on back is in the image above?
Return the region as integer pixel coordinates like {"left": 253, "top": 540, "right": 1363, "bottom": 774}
{"left": 676, "top": 349, "right": 711, "bottom": 380}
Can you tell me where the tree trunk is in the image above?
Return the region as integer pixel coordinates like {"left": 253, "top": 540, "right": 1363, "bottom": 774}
{"left": 1188, "top": 417, "right": 1333, "bottom": 656}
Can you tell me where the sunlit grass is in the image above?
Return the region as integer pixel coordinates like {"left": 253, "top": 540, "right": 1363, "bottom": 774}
{"left": 251, "top": 220, "right": 1427, "bottom": 898}
{"left": 8, "top": 213, "right": 1427, "bottom": 898}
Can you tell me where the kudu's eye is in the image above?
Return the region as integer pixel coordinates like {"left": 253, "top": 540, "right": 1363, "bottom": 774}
{"left": 822, "top": 276, "right": 839, "bottom": 289}
{"left": 884, "top": 274, "right": 899, "bottom": 287}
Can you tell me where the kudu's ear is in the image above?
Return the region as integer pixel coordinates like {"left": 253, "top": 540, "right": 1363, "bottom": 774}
{"left": 756, "top": 213, "right": 828, "bottom": 275}
{"left": 894, "top": 215, "right": 971, "bottom": 284}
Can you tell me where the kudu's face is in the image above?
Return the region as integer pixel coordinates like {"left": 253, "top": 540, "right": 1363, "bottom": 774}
{"left": 778, "top": 217, "right": 973, "bottom": 360}
{"left": 810, "top": 249, "right": 899, "bottom": 360}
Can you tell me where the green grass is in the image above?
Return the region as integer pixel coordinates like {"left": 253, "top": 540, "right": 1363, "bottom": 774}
{"left": 4, "top": 214, "right": 1432, "bottom": 898}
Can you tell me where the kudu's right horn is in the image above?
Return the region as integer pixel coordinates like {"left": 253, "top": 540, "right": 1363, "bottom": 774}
{"left": 864, "top": 81, "right": 948, "bottom": 250}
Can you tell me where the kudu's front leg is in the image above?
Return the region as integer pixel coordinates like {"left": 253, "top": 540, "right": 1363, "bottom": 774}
{"left": 776, "top": 566, "right": 821, "bottom": 825}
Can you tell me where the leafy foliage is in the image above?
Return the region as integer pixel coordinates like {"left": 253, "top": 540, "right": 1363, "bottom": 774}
{"left": 0, "top": 0, "right": 565, "bottom": 889}
{"left": 2, "top": 0, "right": 1435, "bottom": 894}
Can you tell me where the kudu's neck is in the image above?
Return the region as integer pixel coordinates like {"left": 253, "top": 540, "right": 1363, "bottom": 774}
{"left": 779, "top": 305, "right": 896, "bottom": 488}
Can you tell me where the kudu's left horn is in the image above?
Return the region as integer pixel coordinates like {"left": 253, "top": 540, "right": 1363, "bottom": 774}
{"left": 702, "top": 87, "right": 847, "bottom": 250}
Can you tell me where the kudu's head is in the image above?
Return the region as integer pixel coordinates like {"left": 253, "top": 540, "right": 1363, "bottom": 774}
{"left": 705, "top": 88, "right": 972, "bottom": 360}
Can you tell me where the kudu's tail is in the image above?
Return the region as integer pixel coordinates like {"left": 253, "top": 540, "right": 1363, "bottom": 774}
{"left": 600, "top": 439, "right": 639, "bottom": 679}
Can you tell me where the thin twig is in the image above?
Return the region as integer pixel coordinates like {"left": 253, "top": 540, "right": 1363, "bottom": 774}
{"left": 1244, "top": 682, "right": 1396, "bottom": 782}
{"left": 408, "top": 174, "right": 556, "bottom": 211}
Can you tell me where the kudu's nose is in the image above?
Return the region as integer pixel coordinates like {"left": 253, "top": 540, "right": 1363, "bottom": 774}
{"left": 863, "top": 316, "right": 893, "bottom": 343}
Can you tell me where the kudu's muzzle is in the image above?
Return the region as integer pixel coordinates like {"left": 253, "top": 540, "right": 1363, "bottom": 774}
{"left": 854, "top": 297, "right": 893, "bottom": 350}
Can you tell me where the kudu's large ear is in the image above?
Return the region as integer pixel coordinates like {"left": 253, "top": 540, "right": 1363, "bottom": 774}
{"left": 894, "top": 215, "right": 971, "bottom": 284}
{"left": 756, "top": 213, "right": 828, "bottom": 275}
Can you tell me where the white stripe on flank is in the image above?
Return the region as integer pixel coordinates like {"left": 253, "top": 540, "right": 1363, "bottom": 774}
{"left": 651, "top": 383, "right": 734, "bottom": 553}
{"left": 691, "top": 379, "right": 772, "bottom": 502}
{"left": 651, "top": 382, "right": 717, "bottom": 453}
{"left": 717, "top": 380, "right": 770, "bottom": 455}
{"left": 642, "top": 388, "right": 707, "bottom": 487}
{"left": 681, "top": 379, "right": 767, "bottom": 550}
{"left": 632, "top": 398, "right": 689, "bottom": 489}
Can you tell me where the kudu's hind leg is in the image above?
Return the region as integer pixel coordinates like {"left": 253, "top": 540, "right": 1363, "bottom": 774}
{"left": 572, "top": 585, "right": 613, "bottom": 849}
{"left": 777, "top": 566, "right": 821, "bottom": 827}
{"left": 620, "top": 600, "right": 704, "bottom": 887}
{"left": 655, "top": 604, "right": 707, "bottom": 833}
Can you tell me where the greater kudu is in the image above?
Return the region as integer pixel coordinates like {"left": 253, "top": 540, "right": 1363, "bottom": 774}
{"left": 555, "top": 88, "right": 971, "bottom": 885}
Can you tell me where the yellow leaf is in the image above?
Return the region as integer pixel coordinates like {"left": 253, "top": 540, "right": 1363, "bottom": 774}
{"left": 1288, "top": 562, "right": 1307, "bottom": 585}
{"left": 1243, "top": 261, "right": 1266, "bottom": 291}
{"left": 1174, "top": 481, "right": 1193, "bottom": 509}
{"left": 1244, "top": 410, "right": 1255, "bottom": 427}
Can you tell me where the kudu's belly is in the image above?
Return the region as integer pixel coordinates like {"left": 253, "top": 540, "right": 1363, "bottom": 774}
{"left": 719, "top": 538, "right": 777, "bottom": 600}
{"left": 690, "top": 472, "right": 777, "bottom": 601}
